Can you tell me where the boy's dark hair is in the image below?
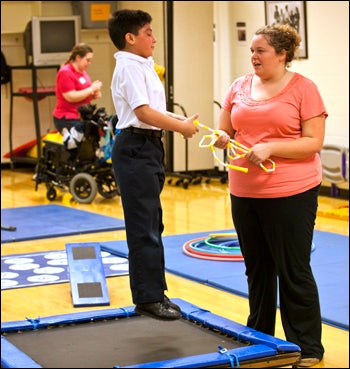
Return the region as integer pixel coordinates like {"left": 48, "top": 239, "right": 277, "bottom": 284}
{"left": 108, "top": 9, "right": 152, "bottom": 50}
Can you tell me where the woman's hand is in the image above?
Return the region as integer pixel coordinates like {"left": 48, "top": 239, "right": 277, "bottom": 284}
{"left": 245, "top": 142, "right": 272, "bottom": 165}
{"left": 90, "top": 80, "right": 102, "bottom": 95}
{"left": 213, "top": 130, "right": 231, "bottom": 149}
{"left": 62, "top": 79, "right": 103, "bottom": 103}
{"left": 91, "top": 90, "right": 102, "bottom": 100}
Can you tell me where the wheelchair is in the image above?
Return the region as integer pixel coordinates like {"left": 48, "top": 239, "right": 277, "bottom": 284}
{"left": 34, "top": 105, "right": 120, "bottom": 204}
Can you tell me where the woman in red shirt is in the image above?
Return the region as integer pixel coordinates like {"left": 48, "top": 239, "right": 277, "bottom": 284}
{"left": 53, "top": 43, "right": 102, "bottom": 149}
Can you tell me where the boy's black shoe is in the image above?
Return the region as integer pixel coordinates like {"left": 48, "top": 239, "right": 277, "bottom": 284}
{"left": 164, "top": 295, "right": 181, "bottom": 312}
{"left": 135, "top": 302, "right": 181, "bottom": 321}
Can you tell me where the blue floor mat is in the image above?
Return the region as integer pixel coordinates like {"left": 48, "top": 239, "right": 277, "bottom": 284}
{"left": 100, "top": 229, "right": 349, "bottom": 331}
{"left": 1, "top": 205, "right": 125, "bottom": 243}
{"left": 1, "top": 249, "right": 128, "bottom": 290}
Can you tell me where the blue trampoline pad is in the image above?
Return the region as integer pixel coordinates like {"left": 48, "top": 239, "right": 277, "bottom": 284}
{"left": 1, "top": 299, "right": 300, "bottom": 368}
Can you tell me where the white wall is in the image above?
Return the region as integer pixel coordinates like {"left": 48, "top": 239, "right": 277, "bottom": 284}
{"left": 172, "top": 1, "right": 214, "bottom": 171}
{"left": 214, "top": 1, "right": 349, "bottom": 145}
{"left": 0, "top": 1, "right": 153, "bottom": 163}
{"left": 2, "top": 1, "right": 349, "bottom": 177}
{"left": 1, "top": 1, "right": 214, "bottom": 172}
{"left": 213, "top": 1, "right": 349, "bottom": 190}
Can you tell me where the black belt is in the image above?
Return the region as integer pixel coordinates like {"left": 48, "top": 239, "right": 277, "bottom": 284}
{"left": 123, "top": 126, "right": 164, "bottom": 138}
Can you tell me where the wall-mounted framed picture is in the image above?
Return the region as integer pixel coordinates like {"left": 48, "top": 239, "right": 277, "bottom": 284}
{"left": 265, "top": 1, "right": 308, "bottom": 58}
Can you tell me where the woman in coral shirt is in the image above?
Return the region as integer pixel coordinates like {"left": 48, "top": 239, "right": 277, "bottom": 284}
{"left": 214, "top": 24, "right": 327, "bottom": 368}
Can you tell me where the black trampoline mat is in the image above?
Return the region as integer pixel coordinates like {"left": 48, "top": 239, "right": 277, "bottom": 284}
{"left": 4, "top": 316, "right": 246, "bottom": 368}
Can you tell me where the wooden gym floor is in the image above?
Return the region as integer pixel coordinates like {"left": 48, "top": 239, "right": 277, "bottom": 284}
{"left": 1, "top": 166, "right": 349, "bottom": 368}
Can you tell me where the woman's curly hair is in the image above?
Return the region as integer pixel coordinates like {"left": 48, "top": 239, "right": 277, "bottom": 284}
{"left": 255, "top": 24, "right": 301, "bottom": 67}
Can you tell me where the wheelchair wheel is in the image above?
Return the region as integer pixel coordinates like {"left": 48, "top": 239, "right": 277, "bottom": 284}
{"left": 96, "top": 173, "right": 120, "bottom": 199}
{"left": 69, "top": 172, "right": 97, "bottom": 204}
{"left": 46, "top": 186, "right": 57, "bottom": 201}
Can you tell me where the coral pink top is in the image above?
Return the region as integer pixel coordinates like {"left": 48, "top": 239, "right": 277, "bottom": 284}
{"left": 222, "top": 72, "right": 328, "bottom": 198}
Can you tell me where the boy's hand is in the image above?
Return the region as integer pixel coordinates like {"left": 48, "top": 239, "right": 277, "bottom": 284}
{"left": 181, "top": 114, "right": 199, "bottom": 139}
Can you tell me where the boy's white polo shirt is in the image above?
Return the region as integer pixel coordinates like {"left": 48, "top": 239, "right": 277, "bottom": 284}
{"left": 111, "top": 51, "right": 166, "bottom": 130}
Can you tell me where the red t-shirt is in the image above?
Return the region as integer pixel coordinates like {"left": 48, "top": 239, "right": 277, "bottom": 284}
{"left": 53, "top": 63, "right": 92, "bottom": 120}
{"left": 222, "top": 72, "right": 328, "bottom": 198}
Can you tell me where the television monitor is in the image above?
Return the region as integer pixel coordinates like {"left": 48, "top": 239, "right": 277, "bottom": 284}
{"left": 24, "top": 16, "right": 81, "bottom": 66}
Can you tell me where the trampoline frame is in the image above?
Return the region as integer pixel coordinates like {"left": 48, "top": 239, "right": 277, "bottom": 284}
{"left": 1, "top": 298, "right": 300, "bottom": 368}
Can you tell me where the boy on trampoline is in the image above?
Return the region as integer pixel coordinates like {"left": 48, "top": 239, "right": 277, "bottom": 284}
{"left": 108, "top": 9, "right": 199, "bottom": 321}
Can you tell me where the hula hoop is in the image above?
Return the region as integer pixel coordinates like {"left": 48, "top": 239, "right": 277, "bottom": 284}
{"left": 182, "top": 234, "right": 315, "bottom": 262}
{"left": 182, "top": 245, "right": 242, "bottom": 261}
{"left": 188, "top": 240, "right": 242, "bottom": 255}
{"left": 182, "top": 235, "right": 244, "bottom": 261}
{"left": 204, "top": 237, "right": 240, "bottom": 250}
